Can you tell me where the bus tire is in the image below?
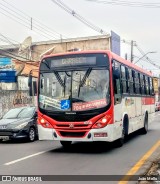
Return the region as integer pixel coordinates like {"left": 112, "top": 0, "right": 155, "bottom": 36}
{"left": 115, "top": 116, "right": 128, "bottom": 147}
{"left": 60, "top": 141, "right": 72, "bottom": 148}
{"left": 115, "top": 127, "right": 125, "bottom": 147}
{"left": 141, "top": 113, "right": 148, "bottom": 134}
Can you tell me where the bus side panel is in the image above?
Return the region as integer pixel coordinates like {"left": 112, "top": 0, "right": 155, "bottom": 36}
{"left": 142, "top": 97, "right": 155, "bottom": 124}
{"left": 114, "top": 96, "right": 144, "bottom": 135}
{"left": 134, "top": 96, "right": 144, "bottom": 131}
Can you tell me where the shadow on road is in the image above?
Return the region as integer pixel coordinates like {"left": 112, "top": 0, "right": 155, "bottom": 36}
{"left": 49, "top": 141, "right": 115, "bottom": 154}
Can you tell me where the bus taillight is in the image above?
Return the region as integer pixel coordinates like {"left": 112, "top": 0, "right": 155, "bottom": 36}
{"left": 38, "top": 117, "right": 53, "bottom": 129}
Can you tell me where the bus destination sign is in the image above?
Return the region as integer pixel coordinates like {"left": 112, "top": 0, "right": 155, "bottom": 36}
{"left": 50, "top": 57, "right": 96, "bottom": 67}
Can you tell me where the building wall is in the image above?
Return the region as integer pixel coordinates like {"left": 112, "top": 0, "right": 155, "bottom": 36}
{"left": 32, "top": 36, "right": 110, "bottom": 61}
{"left": 17, "top": 76, "right": 37, "bottom": 90}
{"left": 0, "top": 82, "right": 17, "bottom": 90}
{"left": 0, "top": 90, "right": 37, "bottom": 118}
{"left": 1, "top": 35, "right": 111, "bottom": 62}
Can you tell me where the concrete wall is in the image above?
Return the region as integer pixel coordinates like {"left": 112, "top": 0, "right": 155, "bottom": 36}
{"left": 2, "top": 35, "right": 110, "bottom": 61}
{"left": 32, "top": 35, "right": 110, "bottom": 61}
{"left": 17, "top": 76, "right": 37, "bottom": 90}
{"left": 0, "top": 76, "right": 37, "bottom": 90}
{"left": 0, "top": 90, "right": 37, "bottom": 118}
{"left": 0, "top": 82, "right": 17, "bottom": 90}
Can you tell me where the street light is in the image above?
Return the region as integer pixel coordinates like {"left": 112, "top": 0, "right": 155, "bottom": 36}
{"left": 134, "top": 51, "right": 157, "bottom": 64}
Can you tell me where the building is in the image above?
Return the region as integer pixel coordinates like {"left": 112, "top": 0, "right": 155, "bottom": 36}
{"left": 0, "top": 35, "right": 112, "bottom": 61}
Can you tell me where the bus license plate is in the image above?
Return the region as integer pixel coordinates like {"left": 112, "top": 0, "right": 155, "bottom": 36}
{"left": 0, "top": 136, "right": 9, "bottom": 140}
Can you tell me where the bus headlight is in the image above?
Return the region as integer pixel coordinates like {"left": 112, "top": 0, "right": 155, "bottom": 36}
{"left": 92, "top": 116, "right": 111, "bottom": 129}
{"left": 38, "top": 117, "right": 53, "bottom": 129}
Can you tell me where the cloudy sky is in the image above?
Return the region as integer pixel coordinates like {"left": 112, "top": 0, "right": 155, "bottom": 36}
{"left": 0, "top": 0, "right": 160, "bottom": 75}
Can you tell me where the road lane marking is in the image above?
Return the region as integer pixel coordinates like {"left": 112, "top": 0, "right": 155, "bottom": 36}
{"left": 4, "top": 150, "right": 50, "bottom": 166}
{"left": 118, "top": 140, "right": 160, "bottom": 184}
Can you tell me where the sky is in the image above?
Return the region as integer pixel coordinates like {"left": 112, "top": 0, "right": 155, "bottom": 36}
{"left": 0, "top": 0, "right": 160, "bottom": 75}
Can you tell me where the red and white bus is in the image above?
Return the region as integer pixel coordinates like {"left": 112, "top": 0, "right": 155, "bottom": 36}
{"left": 29, "top": 50, "right": 155, "bottom": 147}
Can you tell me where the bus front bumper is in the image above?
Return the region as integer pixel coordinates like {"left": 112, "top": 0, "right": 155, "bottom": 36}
{"left": 38, "top": 123, "right": 122, "bottom": 142}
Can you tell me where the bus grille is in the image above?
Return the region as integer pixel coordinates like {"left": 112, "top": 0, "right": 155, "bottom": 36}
{"left": 56, "top": 124, "right": 89, "bottom": 128}
{"left": 48, "top": 114, "right": 95, "bottom": 122}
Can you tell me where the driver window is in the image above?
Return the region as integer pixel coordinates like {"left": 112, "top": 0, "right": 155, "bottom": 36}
{"left": 112, "top": 60, "right": 122, "bottom": 104}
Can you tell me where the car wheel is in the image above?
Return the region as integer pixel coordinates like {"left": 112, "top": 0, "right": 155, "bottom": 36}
{"left": 28, "top": 127, "right": 36, "bottom": 142}
{"left": 60, "top": 141, "right": 72, "bottom": 148}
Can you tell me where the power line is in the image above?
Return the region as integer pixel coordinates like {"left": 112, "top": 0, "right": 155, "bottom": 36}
{"left": 0, "top": 33, "right": 19, "bottom": 48}
{"left": 0, "top": 46, "right": 36, "bottom": 62}
{"left": 135, "top": 44, "right": 160, "bottom": 69}
{"left": 0, "top": 33, "right": 42, "bottom": 57}
{"left": 0, "top": 6, "right": 56, "bottom": 40}
{"left": 0, "top": 0, "right": 68, "bottom": 40}
{"left": 1, "top": 0, "right": 134, "bottom": 47}
{"left": 51, "top": 0, "right": 109, "bottom": 35}
{"left": 2, "top": 0, "right": 67, "bottom": 38}
{"left": 85, "top": 0, "right": 160, "bottom": 8}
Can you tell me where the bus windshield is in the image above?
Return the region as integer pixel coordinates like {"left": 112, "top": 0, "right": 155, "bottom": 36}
{"left": 39, "top": 68, "right": 110, "bottom": 112}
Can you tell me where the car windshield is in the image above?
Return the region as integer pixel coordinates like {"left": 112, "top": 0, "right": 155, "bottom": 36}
{"left": 39, "top": 69, "right": 110, "bottom": 111}
{"left": 3, "top": 107, "right": 36, "bottom": 119}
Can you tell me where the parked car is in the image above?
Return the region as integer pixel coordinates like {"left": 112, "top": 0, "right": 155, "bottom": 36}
{"left": 155, "top": 102, "right": 160, "bottom": 112}
{"left": 0, "top": 106, "right": 37, "bottom": 142}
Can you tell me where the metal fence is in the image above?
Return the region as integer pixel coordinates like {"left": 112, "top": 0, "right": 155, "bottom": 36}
{"left": 0, "top": 90, "right": 37, "bottom": 118}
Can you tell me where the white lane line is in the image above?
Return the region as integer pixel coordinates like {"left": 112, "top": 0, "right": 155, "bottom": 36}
{"left": 4, "top": 150, "right": 49, "bottom": 166}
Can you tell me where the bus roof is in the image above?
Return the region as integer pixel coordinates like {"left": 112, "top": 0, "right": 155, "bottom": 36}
{"left": 42, "top": 50, "right": 152, "bottom": 77}
{"left": 109, "top": 51, "right": 152, "bottom": 77}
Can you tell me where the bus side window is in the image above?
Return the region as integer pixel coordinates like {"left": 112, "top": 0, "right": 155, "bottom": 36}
{"left": 140, "top": 74, "right": 145, "bottom": 95}
{"left": 150, "top": 78, "right": 154, "bottom": 96}
{"left": 121, "top": 65, "right": 127, "bottom": 94}
{"left": 132, "top": 70, "right": 136, "bottom": 94}
{"left": 128, "top": 69, "right": 134, "bottom": 94}
{"left": 125, "top": 67, "right": 130, "bottom": 93}
{"left": 135, "top": 71, "right": 140, "bottom": 94}
{"left": 145, "top": 76, "right": 149, "bottom": 95}
{"left": 112, "top": 60, "right": 122, "bottom": 104}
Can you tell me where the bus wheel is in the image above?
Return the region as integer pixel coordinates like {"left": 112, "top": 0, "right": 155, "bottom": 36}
{"left": 141, "top": 114, "right": 148, "bottom": 134}
{"left": 60, "top": 141, "right": 72, "bottom": 148}
{"left": 115, "top": 127, "right": 125, "bottom": 147}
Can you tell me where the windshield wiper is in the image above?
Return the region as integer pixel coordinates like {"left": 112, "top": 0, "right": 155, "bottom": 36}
{"left": 78, "top": 68, "right": 92, "bottom": 97}
{"left": 42, "top": 60, "right": 50, "bottom": 69}
{"left": 53, "top": 70, "right": 65, "bottom": 88}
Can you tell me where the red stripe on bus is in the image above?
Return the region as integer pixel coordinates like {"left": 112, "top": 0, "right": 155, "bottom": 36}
{"left": 142, "top": 97, "right": 155, "bottom": 105}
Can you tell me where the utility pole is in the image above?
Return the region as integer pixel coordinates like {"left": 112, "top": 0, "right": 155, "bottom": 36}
{"left": 125, "top": 53, "right": 128, "bottom": 60}
{"left": 131, "top": 40, "right": 134, "bottom": 63}
{"left": 31, "top": 17, "right": 33, "bottom": 30}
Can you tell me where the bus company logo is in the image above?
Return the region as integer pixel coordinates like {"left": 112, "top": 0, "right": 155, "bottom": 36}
{"left": 125, "top": 98, "right": 134, "bottom": 106}
{"left": 84, "top": 121, "right": 92, "bottom": 125}
{"left": 69, "top": 123, "right": 74, "bottom": 128}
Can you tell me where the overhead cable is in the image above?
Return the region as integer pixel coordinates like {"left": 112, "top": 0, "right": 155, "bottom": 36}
{"left": 85, "top": 0, "right": 160, "bottom": 8}
{"left": 51, "top": 0, "right": 109, "bottom": 35}
{"left": 135, "top": 44, "right": 160, "bottom": 69}
{"left": 0, "top": 0, "right": 68, "bottom": 40}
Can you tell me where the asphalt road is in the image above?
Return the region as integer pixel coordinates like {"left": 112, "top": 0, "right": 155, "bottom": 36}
{"left": 0, "top": 112, "right": 160, "bottom": 184}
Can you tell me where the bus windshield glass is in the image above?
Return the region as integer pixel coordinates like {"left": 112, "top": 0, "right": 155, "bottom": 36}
{"left": 39, "top": 69, "right": 110, "bottom": 112}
